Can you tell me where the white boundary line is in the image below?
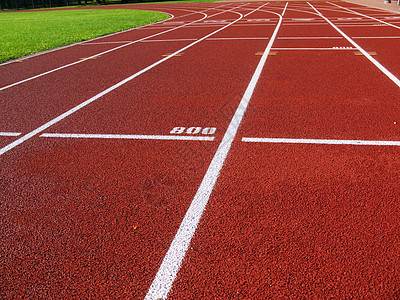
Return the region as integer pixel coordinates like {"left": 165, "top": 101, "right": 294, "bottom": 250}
{"left": 40, "top": 133, "right": 214, "bottom": 141}
{"left": 0, "top": 132, "right": 21, "bottom": 137}
{"left": 277, "top": 36, "right": 342, "bottom": 39}
{"left": 82, "top": 41, "right": 138, "bottom": 45}
{"left": 308, "top": 2, "right": 400, "bottom": 89}
{"left": 270, "top": 47, "right": 356, "bottom": 50}
{"left": 353, "top": 36, "right": 400, "bottom": 38}
{"left": 337, "top": 24, "right": 391, "bottom": 27}
{"left": 207, "top": 37, "right": 269, "bottom": 40}
{"left": 141, "top": 38, "right": 198, "bottom": 42}
{"left": 141, "top": 37, "right": 270, "bottom": 42}
{"left": 144, "top": 3, "right": 287, "bottom": 300}
{"left": 242, "top": 137, "right": 400, "bottom": 146}
{"left": 0, "top": 10, "right": 176, "bottom": 67}
{"left": 0, "top": 4, "right": 249, "bottom": 157}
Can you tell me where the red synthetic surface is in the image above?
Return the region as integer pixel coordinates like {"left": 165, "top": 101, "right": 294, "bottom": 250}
{"left": 169, "top": 142, "right": 400, "bottom": 298}
{"left": 1, "top": 138, "right": 216, "bottom": 298}
{"left": 1, "top": 1, "right": 400, "bottom": 299}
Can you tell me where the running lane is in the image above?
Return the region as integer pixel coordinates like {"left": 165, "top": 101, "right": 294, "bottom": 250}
{"left": 0, "top": 2, "right": 283, "bottom": 299}
{"left": 167, "top": 2, "right": 400, "bottom": 299}
{"left": 321, "top": 1, "right": 400, "bottom": 78}
{"left": 0, "top": 4, "right": 241, "bottom": 140}
{"left": 0, "top": 4, "right": 236, "bottom": 87}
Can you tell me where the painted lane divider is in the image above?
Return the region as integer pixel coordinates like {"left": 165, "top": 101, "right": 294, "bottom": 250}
{"left": 202, "top": 20, "right": 230, "bottom": 24}
{"left": 353, "top": 36, "right": 400, "bottom": 39}
{"left": 145, "top": 3, "right": 287, "bottom": 299}
{"left": 244, "top": 18, "right": 271, "bottom": 22}
{"left": 0, "top": 3, "right": 249, "bottom": 156}
{"left": 242, "top": 137, "right": 400, "bottom": 146}
{"left": 277, "top": 36, "right": 342, "bottom": 39}
{"left": 40, "top": 133, "right": 214, "bottom": 141}
{"left": 337, "top": 17, "right": 362, "bottom": 20}
{"left": 0, "top": 132, "right": 21, "bottom": 137}
{"left": 266, "top": 47, "right": 356, "bottom": 50}
{"left": 291, "top": 18, "right": 314, "bottom": 21}
{"left": 142, "top": 38, "right": 197, "bottom": 43}
{"left": 207, "top": 37, "right": 270, "bottom": 40}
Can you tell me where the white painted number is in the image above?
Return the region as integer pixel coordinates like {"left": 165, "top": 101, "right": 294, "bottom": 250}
{"left": 170, "top": 127, "right": 185, "bottom": 134}
{"left": 170, "top": 127, "right": 216, "bottom": 135}
{"left": 186, "top": 127, "right": 201, "bottom": 134}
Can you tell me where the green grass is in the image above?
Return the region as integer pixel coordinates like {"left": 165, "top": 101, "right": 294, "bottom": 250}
{"left": 0, "top": 9, "right": 169, "bottom": 63}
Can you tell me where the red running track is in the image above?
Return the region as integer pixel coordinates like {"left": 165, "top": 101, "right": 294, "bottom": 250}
{"left": 1, "top": 1, "right": 400, "bottom": 299}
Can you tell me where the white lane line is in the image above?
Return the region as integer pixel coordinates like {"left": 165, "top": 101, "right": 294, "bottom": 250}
{"left": 283, "top": 23, "right": 329, "bottom": 25}
{"left": 308, "top": 2, "right": 400, "bottom": 89}
{"left": 271, "top": 47, "right": 356, "bottom": 50}
{"left": 40, "top": 133, "right": 214, "bottom": 141}
{"left": 0, "top": 132, "right": 21, "bottom": 137}
{"left": 141, "top": 38, "right": 198, "bottom": 43}
{"left": 207, "top": 37, "right": 269, "bottom": 40}
{"left": 328, "top": 2, "right": 400, "bottom": 30}
{"left": 243, "top": 2, "right": 269, "bottom": 17}
{"left": 242, "top": 137, "right": 400, "bottom": 146}
{"left": 278, "top": 36, "right": 342, "bottom": 39}
{"left": 82, "top": 41, "right": 135, "bottom": 45}
{"left": 144, "top": 3, "right": 287, "bottom": 300}
{"left": 337, "top": 17, "right": 363, "bottom": 20}
{"left": 291, "top": 18, "right": 314, "bottom": 21}
{"left": 338, "top": 24, "right": 388, "bottom": 27}
{"left": 0, "top": 4, "right": 249, "bottom": 157}
{"left": 353, "top": 36, "right": 400, "bottom": 39}
{"left": 0, "top": 4, "right": 234, "bottom": 91}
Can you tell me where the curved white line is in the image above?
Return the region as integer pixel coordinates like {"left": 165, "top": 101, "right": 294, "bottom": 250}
{"left": 0, "top": 3, "right": 249, "bottom": 156}
{"left": 0, "top": 1, "right": 239, "bottom": 87}
{"left": 0, "top": 3, "right": 235, "bottom": 68}
{"left": 0, "top": 10, "right": 176, "bottom": 68}
{"left": 0, "top": 10, "right": 210, "bottom": 91}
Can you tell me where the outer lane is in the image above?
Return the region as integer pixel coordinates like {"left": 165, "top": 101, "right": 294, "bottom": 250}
{"left": 0, "top": 5, "right": 246, "bottom": 141}
{"left": 167, "top": 2, "right": 400, "bottom": 299}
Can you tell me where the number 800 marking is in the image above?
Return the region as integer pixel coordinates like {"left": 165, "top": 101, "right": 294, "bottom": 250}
{"left": 170, "top": 127, "right": 216, "bottom": 135}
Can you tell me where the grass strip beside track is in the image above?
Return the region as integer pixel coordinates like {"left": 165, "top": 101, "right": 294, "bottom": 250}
{"left": 0, "top": 9, "right": 169, "bottom": 63}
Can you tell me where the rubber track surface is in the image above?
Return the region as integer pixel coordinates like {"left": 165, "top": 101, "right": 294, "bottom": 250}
{"left": 1, "top": 1, "right": 400, "bottom": 299}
